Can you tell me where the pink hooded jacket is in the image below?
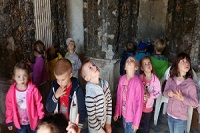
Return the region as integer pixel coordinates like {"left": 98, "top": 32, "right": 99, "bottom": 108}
{"left": 5, "top": 81, "right": 44, "bottom": 130}
{"left": 139, "top": 73, "right": 161, "bottom": 109}
{"left": 114, "top": 75, "right": 144, "bottom": 127}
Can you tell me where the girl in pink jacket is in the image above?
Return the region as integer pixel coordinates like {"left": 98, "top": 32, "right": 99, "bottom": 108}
{"left": 5, "top": 61, "right": 44, "bottom": 133}
{"left": 137, "top": 56, "right": 161, "bottom": 133}
{"left": 114, "top": 56, "right": 144, "bottom": 133}
{"left": 163, "top": 52, "right": 198, "bottom": 133}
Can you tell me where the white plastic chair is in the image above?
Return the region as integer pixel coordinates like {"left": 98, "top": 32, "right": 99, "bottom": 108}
{"left": 154, "top": 66, "right": 197, "bottom": 133}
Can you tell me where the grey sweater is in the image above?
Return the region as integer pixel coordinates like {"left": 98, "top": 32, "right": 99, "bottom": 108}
{"left": 85, "top": 79, "right": 112, "bottom": 133}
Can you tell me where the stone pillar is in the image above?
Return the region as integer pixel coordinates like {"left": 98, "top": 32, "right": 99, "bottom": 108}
{"left": 83, "top": 0, "right": 118, "bottom": 59}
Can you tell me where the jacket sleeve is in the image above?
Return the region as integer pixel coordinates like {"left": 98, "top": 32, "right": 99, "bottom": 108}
{"left": 104, "top": 81, "right": 112, "bottom": 124}
{"left": 114, "top": 78, "right": 122, "bottom": 117}
{"left": 5, "top": 88, "right": 13, "bottom": 124}
{"left": 76, "top": 86, "right": 86, "bottom": 128}
{"left": 132, "top": 80, "right": 144, "bottom": 128}
{"left": 182, "top": 84, "right": 198, "bottom": 107}
{"left": 46, "top": 82, "right": 59, "bottom": 112}
{"left": 163, "top": 78, "right": 172, "bottom": 98}
{"left": 34, "top": 87, "right": 45, "bottom": 119}
{"left": 150, "top": 76, "right": 161, "bottom": 99}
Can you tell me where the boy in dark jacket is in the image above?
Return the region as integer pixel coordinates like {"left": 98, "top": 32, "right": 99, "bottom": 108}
{"left": 46, "top": 58, "right": 87, "bottom": 133}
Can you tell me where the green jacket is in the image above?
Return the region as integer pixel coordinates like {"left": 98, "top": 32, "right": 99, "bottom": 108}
{"left": 150, "top": 55, "right": 168, "bottom": 79}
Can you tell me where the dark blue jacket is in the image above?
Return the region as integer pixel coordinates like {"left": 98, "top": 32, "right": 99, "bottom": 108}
{"left": 46, "top": 77, "right": 87, "bottom": 125}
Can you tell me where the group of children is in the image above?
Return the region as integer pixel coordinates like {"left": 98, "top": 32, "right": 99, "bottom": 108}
{"left": 4, "top": 37, "right": 199, "bottom": 133}
{"left": 118, "top": 39, "right": 198, "bottom": 133}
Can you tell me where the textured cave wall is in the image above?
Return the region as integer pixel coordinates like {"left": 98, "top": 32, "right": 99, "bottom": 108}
{"left": 50, "top": 0, "right": 68, "bottom": 56}
{"left": 0, "top": 0, "right": 35, "bottom": 78}
{"left": 166, "top": 0, "right": 200, "bottom": 72}
{"left": 83, "top": 0, "right": 139, "bottom": 59}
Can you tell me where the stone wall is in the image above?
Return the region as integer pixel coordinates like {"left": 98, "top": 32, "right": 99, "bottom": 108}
{"left": 0, "top": 0, "right": 35, "bottom": 78}
{"left": 83, "top": 0, "right": 139, "bottom": 59}
{"left": 166, "top": 0, "right": 200, "bottom": 72}
{"left": 0, "top": 0, "right": 199, "bottom": 78}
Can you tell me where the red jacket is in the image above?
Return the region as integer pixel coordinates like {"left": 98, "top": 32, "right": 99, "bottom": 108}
{"left": 5, "top": 81, "right": 44, "bottom": 130}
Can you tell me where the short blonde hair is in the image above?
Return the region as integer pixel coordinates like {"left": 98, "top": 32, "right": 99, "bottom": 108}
{"left": 54, "top": 58, "right": 72, "bottom": 76}
{"left": 154, "top": 39, "right": 166, "bottom": 53}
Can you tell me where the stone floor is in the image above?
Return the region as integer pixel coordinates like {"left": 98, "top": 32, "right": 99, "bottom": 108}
{"left": 1, "top": 113, "right": 199, "bottom": 133}
{"left": 112, "top": 113, "right": 200, "bottom": 133}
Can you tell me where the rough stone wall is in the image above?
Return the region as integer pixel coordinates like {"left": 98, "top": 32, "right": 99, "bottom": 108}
{"left": 83, "top": 0, "right": 138, "bottom": 59}
{"left": 50, "top": 0, "right": 68, "bottom": 56}
{"left": 166, "top": 0, "right": 200, "bottom": 72}
{"left": 116, "top": 0, "right": 139, "bottom": 57}
{"left": 0, "top": 0, "right": 35, "bottom": 78}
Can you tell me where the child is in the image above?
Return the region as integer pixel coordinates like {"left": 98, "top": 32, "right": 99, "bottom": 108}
{"left": 5, "top": 61, "right": 44, "bottom": 133}
{"left": 37, "top": 113, "right": 69, "bottom": 133}
{"left": 120, "top": 41, "right": 135, "bottom": 75}
{"left": 137, "top": 56, "right": 161, "bottom": 133}
{"left": 114, "top": 56, "right": 144, "bottom": 133}
{"left": 163, "top": 52, "right": 198, "bottom": 133}
{"left": 80, "top": 59, "right": 112, "bottom": 133}
{"left": 135, "top": 41, "right": 150, "bottom": 75}
{"left": 28, "top": 40, "right": 48, "bottom": 87}
{"left": 37, "top": 113, "right": 79, "bottom": 133}
{"left": 46, "top": 58, "right": 87, "bottom": 133}
{"left": 150, "top": 39, "right": 168, "bottom": 79}
{"left": 28, "top": 40, "right": 49, "bottom": 113}
{"left": 65, "top": 38, "right": 82, "bottom": 78}
{"left": 46, "top": 46, "right": 63, "bottom": 82}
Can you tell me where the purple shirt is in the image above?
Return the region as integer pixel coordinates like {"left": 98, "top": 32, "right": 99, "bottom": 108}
{"left": 31, "top": 57, "right": 47, "bottom": 87}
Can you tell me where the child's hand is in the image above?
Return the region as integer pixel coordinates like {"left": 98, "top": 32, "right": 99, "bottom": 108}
{"left": 131, "top": 125, "right": 138, "bottom": 131}
{"left": 66, "top": 114, "right": 79, "bottom": 133}
{"left": 26, "top": 59, "right": 32, "bottom": 66}
{"left": 54, "top": 86, "right": 66, "bottom": 99}
{"left": 113, "top": 116, "right": 118, "bottom": 121}
{"left": 174, "top": 90, "right": 184, "bottom": 101}
{"left": 105, "top": 124, "right": 112, "bottom": 133}
{"left": 66, "top": 121, "right": 79, "bottom": 133}
{"left": 168, "top": 90, "right": 174, "bottom": 97}
{"left": 8, "top": 126, "right": 13, "bottom": 130}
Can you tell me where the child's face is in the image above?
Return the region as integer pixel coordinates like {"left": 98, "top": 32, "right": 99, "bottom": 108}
{"left": 68, "top": 41, "right": 75, "bottom": 51}
{"left": 55, "top": 72, "right": 72, "bottom": 89}
{"left": 141, "top": 58, "right": 152, "bottom": 74}
{"left": 14, "top": 69, "right": 29, "bottom": 89}
{"left": 125, "top": 57, "right": 138, "bottom": 71}
{"left": 82, "top": 62, "right": 100, "bottom": 82}
{"left": 178, "top": 58, "right": 190, "bottom": 75}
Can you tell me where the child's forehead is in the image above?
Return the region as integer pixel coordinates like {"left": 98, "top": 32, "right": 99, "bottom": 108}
{"left": 14, "top": 68, "right": 28, "bottom": 73}
{"left": 69, "top": 41, "right": 75, "bottom": 44}
{"left": 127, "top": 56, "right": 135, "bottom": 60}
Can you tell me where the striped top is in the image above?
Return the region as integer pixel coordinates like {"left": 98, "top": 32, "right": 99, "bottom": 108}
{"left": 85, "top": 79, "right": 112, "bottom": 131}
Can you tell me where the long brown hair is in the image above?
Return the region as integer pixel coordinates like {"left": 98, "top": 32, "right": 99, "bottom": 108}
{"left": 170, "top": 52, "right": 193, "bottom": 79}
